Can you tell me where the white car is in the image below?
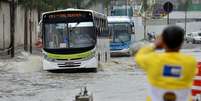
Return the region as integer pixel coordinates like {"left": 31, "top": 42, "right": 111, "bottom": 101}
{"left": 186, "top": 32, "right": 201, "bottom": 44}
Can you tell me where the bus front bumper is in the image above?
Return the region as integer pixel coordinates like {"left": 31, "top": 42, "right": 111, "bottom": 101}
{"left": 43, "top": 57, "right": 98, "bottom": 71}
{"left": 111, "top": 48, "right": 130, "bottom": 56}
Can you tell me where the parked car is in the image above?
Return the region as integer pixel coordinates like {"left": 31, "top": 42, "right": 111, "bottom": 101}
{"left": 186, "top": 31, "right": 201, "bottom": 44}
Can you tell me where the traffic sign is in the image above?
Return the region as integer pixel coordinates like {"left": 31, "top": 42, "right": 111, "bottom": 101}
{"left": 163, "top": 1, "right": 174, "bottom": 13}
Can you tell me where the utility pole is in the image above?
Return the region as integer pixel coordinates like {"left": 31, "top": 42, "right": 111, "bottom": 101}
{"left": 167, "top": 13, "right": 170, "bottom": 24}
{"left": 143, "top": 0, "right": 148, "bottom": 40}
{"left": 184, "top": 0, "right": 188, "bottom": 34}
{"left": 24, "top": 9, "right": 28, "bottom": 51}
{"left": 29, "top": 11, "right": 32, "bottom": 54}
{"left": 144, "top": 13, "right": 147, "bottom": 40}
{"left": 184, "top": 8, "right": 187, "bottom": 34}
{"left": 10, "top": 0, "right": 15, "bottom": 57}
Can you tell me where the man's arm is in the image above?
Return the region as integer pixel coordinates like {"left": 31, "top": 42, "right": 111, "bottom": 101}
{"left": 134, "top": 44, "right": 156, "bottom": 71}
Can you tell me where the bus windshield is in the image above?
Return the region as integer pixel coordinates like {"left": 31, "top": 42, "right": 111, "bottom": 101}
{"left": 113, "top": 31, "right": 130, "bottom": 43}
{"left": 44, "top": 22, "right": 96, "bottom": 49}
{"left": 109, "top": 23, "right": 131, "bottom": 43}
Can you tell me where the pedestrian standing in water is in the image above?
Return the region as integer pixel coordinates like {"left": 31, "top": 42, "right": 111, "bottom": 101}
{"left": 135, "top": 26, "right": 197, "bottom": 101}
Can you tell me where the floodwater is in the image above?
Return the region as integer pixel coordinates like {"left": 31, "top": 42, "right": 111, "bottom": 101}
{"left": 0, "top": 52, "right": 147, "bottom": 101}
{"left": 0, "top": 43, "right": 200, "bottom": 101}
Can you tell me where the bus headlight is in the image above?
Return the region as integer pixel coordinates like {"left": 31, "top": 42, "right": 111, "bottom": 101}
{"left": 82, "top": 51, "right": 95, "bottom": 61}
{"left": 43, "top": 54, "right": 56, "bottom": 62}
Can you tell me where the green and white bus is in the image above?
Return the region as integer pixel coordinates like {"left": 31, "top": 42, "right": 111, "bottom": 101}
{"left": 39, "top": 9, "right": 110, "bottom": 72}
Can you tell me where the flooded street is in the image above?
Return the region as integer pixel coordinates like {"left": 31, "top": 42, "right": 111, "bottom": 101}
{"left": 1, "top": 0, "right": 201, "bottom": 100}
{"left": 0, "top": 43, "right": 200, "bottom": 101}
{"left": 0, "top": 56, "right": 147, "bottom": 101}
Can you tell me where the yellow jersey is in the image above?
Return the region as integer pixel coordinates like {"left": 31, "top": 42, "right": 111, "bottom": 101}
{"left": 135, "top": 45, "right": 197, "bottom": 90}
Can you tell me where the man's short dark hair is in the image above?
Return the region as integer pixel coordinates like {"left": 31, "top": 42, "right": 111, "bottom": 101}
{"left": 162, "top": 26, "right": 185, "bottom": 49}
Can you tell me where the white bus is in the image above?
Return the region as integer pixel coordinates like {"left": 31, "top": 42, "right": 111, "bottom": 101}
{"left": 107, "top": 16, "right": 135, "bottom": 56}
{"left": 39, "top": 9, "right": 110, "bottom": 72}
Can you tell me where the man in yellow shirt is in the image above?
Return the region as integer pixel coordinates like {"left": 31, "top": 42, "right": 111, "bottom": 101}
{"left": 135, "top": 26, "right": 197, "bottom": 101}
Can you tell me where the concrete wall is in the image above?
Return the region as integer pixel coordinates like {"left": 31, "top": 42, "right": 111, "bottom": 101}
{"left": 26, "top": 9, "right": 39, "bottom": 50}
{"left": 15, "top": 6, "right": 25, "bottom": 48}
{"left": 0, "top": 1, "right": 38, "bottom": 53}
{"left": 0, "top": 2, "right": 11, "bottom": 49}
{"left": 15, "top": 6, "right": 38, "bottom": 48}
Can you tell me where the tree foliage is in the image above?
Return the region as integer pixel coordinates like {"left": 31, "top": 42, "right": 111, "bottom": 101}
{"left": 17, "top": 0, "right": 110, "bottom": 12}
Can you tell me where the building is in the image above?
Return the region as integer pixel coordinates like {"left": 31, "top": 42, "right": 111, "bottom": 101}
{"left": 165, "top": 0, "right": 201, "bottom": 11}
{"left": 188, "top": 0, "right": 201, "bottom": 11}
{"left": 152, "top": 0, "right": 201, "bottom": 11}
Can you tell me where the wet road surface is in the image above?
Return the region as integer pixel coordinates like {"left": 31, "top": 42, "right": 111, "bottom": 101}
{"left": 0, "top": 43, "right": 200, "bottom": 101}
{"left": 0, "top": 56, "right": 147, "bottom": 101}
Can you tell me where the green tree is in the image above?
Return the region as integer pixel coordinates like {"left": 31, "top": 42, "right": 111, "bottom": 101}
{"left": 17, "top": 0, "right": 110, "bottom": 12}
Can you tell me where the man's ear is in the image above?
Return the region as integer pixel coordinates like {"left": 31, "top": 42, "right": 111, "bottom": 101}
{"left": 160, "top": 40, "right": 165, "bottom": 49}
{"left": 155, "top": 35, "right": 164, "bottom": 49}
